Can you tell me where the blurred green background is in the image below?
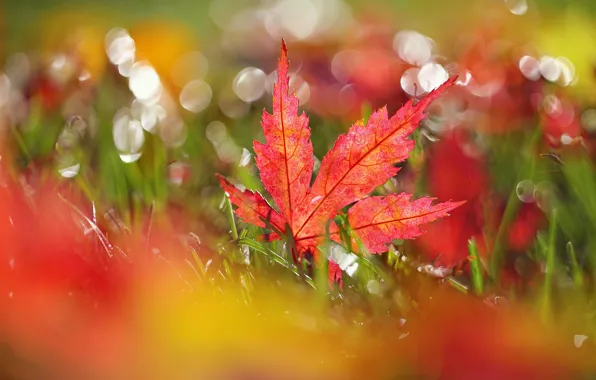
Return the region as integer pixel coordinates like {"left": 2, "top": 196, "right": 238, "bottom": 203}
{"left": 4, "top": 0, "right": 596, "bottom": 56}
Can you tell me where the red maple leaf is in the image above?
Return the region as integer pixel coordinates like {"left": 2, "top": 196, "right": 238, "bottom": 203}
{"left": 218, "top": 41, "right": 463, "bottom": 262}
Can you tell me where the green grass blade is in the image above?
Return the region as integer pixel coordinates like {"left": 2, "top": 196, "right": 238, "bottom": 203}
{"left": 566, "top": 241, "right": 584, "bottom": 289}
{"left": 224, "top": 195, "right": 239, "bottom": 240}
{"left": 540, "top": 208, "right": 557, "bottom": 323}
{"left": 468, "top": 238, "right": 484, "bottom": 295}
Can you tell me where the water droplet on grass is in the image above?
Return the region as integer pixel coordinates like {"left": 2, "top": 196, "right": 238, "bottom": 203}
{"left": 505, "top": 0, "right": 528, "bottom": 15}
{"left": 393, "top": 30, "right": 434, "bottom": 66}
{"left": 534, "top": 181, "right": 557, "bottom": 211}
{"left": 519, "top": 56, "right": 540, "bottom": 80}
{"left": 58, "top": 162, "right": 81, "bottom": 178}
{"left": 401, "top": 68, "right": 421, "bottom": 96}
{"left": 367, "top": 280, "right": 380, "bottom": 294}
{"left": 129, "top": 62, "right": 162, "bottom": 104}
{"left": 105, "top": 28, "right": 135, "bottom": 65}
{"left": 540, "top": 56, "right": 561, "bottom": 83}
{"left": 233, "top": 67, "right": 266, "bottom": 102}
{"left": 418, "top": 63, "right": 448, "bottom": 92}
{"left": 516, "top": 180, "right": 535, "bottom": 203}
{"left": 119, "top": 152, "right": 142, "bottom": 163}
{"left": 239, "top": 148, "right": 252, "bottom": 167}
{"left": 180, "top": 79, "right": 212, "bottom": 113}
{"left": 574, "top": 334, "right": 588, "bottom": 348}
{"left": 581, "top": 109, "right": 596, "bottom": 132}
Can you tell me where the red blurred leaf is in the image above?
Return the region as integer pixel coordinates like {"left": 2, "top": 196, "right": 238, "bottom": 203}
{"left": 416, "top": 132, "right": 489, "bottom": 265}
{"left": 541, "top": 95, "right": 582, "bottom": 148}
{"left": 219, "top": 41, "right": 460, "bottom": 257}
{"left": 507, "top": 203, "right": 544, "bottom": 252}
{"left": 416, "top": 133, "right": 545, "bottom": 267}
{"left": 425, "top": 131, "right": 489, "bottom": 201}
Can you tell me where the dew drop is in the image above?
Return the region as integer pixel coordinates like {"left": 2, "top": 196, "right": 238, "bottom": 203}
{"left": 216, "top": 140, "right": 242, "bottom": 163}
{"left": 206, "top": 121, "right": 227, "bottom": 145}
{"left": 418, "top": 63, "right": 448, "bottom": 92}
{"left": 393, "top": 30, "right": 434, "bottom": 66}
{"left": 400, "top": 68, "right": 422, "bottom": 96}
{"left": 57, "top": 127, "right": 81, "bottom": 150}
{"left": 119, "top": 152, "right": 142, "bottom": 163}
{"left": 233, "top": 67, "right": 266, "bottom": 102}
{"left": 581, "top": 109, "right": 596, "bottom": 132}
{"left": 367, "top": 280, "right": 380, "bottom": 294}
{"left": 516, "top": 180, "right": 535, "bottom": 203}
{"left": 118, "top": 59, "right": 134, "bottom": 77}
{"left": 560, "top": 134, "right": 573, "bottom": 145}
{"left": 171, "top": 51, "right": 209, "bottom": 88}
{"left": 455, "top": 70, "right": 472, "bottom": 86}
{"left": 330, "top": 50, "right": 358, "bottom": 83}
{"left": 160, "top": 118, "right": 188, "bottom": 148}
{"left": 574, "top": 334, "right": 588, "bottom": 348}
{"left": 141, "top": 104, "right": 166, "bottom": 133}
{"left": 543, "top": 95, "right": 563, "bottom": 118}
{"left": 519, "top": 56, "right": 540, "bottom": 81}
{"left": 49, "top": 54, "right": 76, "bottom": 84}
{"left": 105, "top": 28, "right": 135, "bottom": 65}
{"left": 345, "top": 262, "right": 359, "bottom": 277}
{"left": 180, "top": 79, "right": 212, "bottom": 113}
{"left": 0, "top": 74, "right": 10, "bottom": 107}
{"left": 219, "top": 94, "right": 250, "bottom": 119}
{"left": 310, "top": 195, "right": 323, "bottom": 204}
{"left": 168, "top": 162, "right": 188, "bottom": 186}
{"left": 338, "top": 84, "right": 358, "bottom": 113}
{"left": 58, "top": 163, "right": 81, "bottom": 178}
{"left": 556, "top": 57, "right": 576, "bottom": 87}
{"left": 78, "top": 71, "right": 91, "bottom": 82}
{"left": 267, "top": 0, "right": 320, "bottom": 40}
{"left": 539, "top": 56, "right": 561, "bottom": 83}
{"left": 5, "top": 53, "right": 31, "bottom": 88}
{"left": 290, "top": 75, "right": 311, "bottom": 104}
{"left": 504, "top": 0, "right": 528, "bottom": 15}
{"left": 534, "top": 181, "right": 556, "bottom": 212}
{"left": 113, "top": 113, "right": 145, "bottom": 154}
{"left": 129, "top": 62, "right": 162, "bottom": 104}
{"left": 238, "top": 148, "right": 252, "bottom": 167}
